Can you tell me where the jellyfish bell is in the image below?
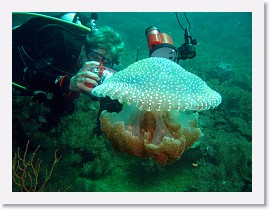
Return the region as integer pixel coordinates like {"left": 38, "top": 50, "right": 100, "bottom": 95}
{"left": 92, "top": 57, "right": 222, "bottom": 165}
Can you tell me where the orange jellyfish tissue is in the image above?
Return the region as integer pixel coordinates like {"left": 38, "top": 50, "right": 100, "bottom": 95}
{"left": 92, "top": 57, "right": 222, "bottom": 165}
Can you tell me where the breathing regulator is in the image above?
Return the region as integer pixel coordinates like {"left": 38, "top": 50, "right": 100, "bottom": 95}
{"left": 60, "top": 12, "right": 98, "bottom": 33}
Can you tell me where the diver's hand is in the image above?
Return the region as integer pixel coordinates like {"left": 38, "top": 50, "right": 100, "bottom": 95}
{"left": 69, "top": 61, "right": 101, "bottom": 92}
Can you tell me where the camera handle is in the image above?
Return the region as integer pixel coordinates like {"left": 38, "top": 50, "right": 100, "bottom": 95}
{"left": 175, "top": 28, "right": 197, "bottom": 63}
{"left": 175, "top": 13, "right": 197, "bottom": 63}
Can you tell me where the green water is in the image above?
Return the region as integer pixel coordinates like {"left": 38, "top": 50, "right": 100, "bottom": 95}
{"left": 12, "top": 12, "right": 251, "bottom": 192}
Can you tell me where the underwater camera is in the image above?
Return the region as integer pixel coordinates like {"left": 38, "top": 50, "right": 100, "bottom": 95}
{"left": 145, "top": 13, "right": 197, "bottom": 63}
{"left": 145, "top": 26, "right": 197, "bottom": 63}
{"left": 84, "top": 65, "right": 116, "bottom": 88}
{"left": 145, "top": 26, "right": 178, "bottom": 61}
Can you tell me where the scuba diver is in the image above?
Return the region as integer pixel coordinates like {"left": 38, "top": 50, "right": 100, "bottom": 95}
{"left": 12, "top": 12, "right": 125, "bottom": 146}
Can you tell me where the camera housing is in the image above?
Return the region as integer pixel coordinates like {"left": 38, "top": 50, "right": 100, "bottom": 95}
{"left": 85, "top": 65, "right": 116, "bottom": 88}
{"left": 145, "top": 26, "right": 177, "bottom": 61}
{"left": 145, "top": 26, "right": 197, "bottom": 63}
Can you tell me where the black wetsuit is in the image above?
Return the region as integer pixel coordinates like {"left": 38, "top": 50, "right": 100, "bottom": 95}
{"left": 13, "top": 17, "right": 87, "bottom": 122}
{"left": 12, "top": 16, "right": 122, "bottom": 138}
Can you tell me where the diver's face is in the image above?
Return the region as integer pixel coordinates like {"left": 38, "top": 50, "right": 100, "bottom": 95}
{"left": 93, "top": 49, "right": 111, "bottom": 59}
{"left": 86, "top": 48, "right": 114, "bottom": 68}
{"left": 78, "top": 46, "right": 114, "bottom": 68}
